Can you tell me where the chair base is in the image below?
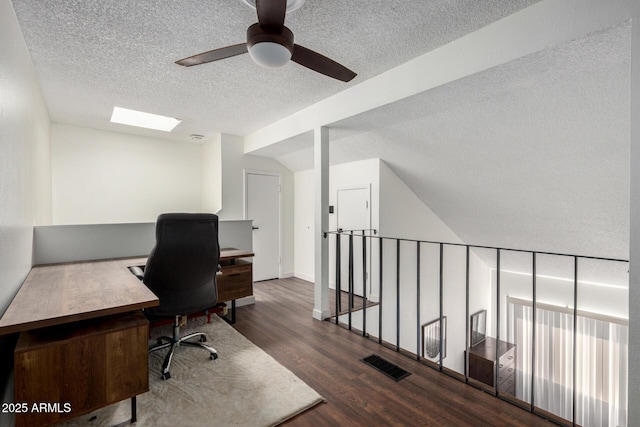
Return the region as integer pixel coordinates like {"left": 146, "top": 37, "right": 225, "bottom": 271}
{"left": 149, "top": 316, "right": 218, "bottom": 380}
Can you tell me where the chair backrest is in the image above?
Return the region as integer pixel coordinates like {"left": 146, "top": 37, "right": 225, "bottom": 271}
{"left": 143, "top": 213, "right": 220, "bottom": 317}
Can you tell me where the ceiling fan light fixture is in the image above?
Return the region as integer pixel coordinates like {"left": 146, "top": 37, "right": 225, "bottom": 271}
{"left": 246, "top": 23, "right": 294, "bottom": 68}
{"left": 241, "top": 0, "right": 306, "bottom": 13}
{"left": 249, "top": 42, "right": 292, "bottom": 68}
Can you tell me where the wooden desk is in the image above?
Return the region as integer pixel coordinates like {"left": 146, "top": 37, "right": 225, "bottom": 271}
{"left": 0, "top": 258, "right": 159, "bottom": 427}
{"left": 0, "top": 258, "right": 158, "bottom": 334}
{"left": 217, "top": 248, "right": 254, "bottom": 323}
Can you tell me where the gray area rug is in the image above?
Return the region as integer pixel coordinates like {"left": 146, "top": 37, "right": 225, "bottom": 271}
{"left": 61, "top": 315, "right": 324, "bottom": 427}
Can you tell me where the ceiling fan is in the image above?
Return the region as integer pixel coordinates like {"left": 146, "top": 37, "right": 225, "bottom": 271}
{"left": 175, "top": 0, "right": 357, "bottom": 82}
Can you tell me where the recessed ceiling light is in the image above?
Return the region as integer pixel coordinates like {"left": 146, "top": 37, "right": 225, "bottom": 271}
{"left": 241, "top": 0, "right": 306, "bottom": 13}
{"left": 110, "top": 107, "right": 181, "bottom": 132}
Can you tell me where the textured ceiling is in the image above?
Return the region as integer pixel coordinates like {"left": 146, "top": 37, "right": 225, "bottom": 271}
{"left": 10, "top": 0, "right": 631, "bottom": 267}
{"left": 11, "top": 0, "right": 539, "bottom": 141}
{"left": 267, "top": 22, "right": 631, "bottom": 262}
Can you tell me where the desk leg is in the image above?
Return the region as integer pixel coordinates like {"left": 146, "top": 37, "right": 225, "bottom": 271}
{"left": 131, "top": 396, "right": 137, "bottom": 423}
{"left": 221, "top": 300, "right": 237, "bottom": 324}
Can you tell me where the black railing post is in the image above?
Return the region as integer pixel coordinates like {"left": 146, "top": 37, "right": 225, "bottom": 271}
{"left": 572, "top": 256, "right": 578, "bottom": 427}
{"left": 335, "top": 233, "right": 341, "bottom": 325}
{"left": 416, "top": 241, "right": 421, "bottom": 361}
{"left": 362, "top": 230, "right": 367, "bottom": 337}
{"left": 495, "top": 248, "right": 500, "bottom": 395}
{"left": 465, "top": 245, "right": 470, "bottom": 381}
{"left": 531, "top": 252, "right": 537, "bottom": 411}
{"left": 348, "top": 231, "right": 354, "bottom": 330}
{"left": 439, "top": 243, "right": 443, "bottom": 370}
{"left": 396, "top": 239, "right": 401, "bottom": 352}
{"left": 378, "top": 238, "right": 383, "bottom": 345}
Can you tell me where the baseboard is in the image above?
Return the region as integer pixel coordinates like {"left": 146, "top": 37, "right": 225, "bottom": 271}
{"left": 280, "top": 271, "right": 294, "bottom": 279}
{"left": 294, "top": 272, "right": 314, "bottom": 283}
{"left": 312, "top": 308, "right": 331, "bottom": 321}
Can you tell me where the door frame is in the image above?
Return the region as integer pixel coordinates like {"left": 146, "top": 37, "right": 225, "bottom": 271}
{"left": 336, "top": 183, "right": 373, "bottom": 299}
{"left": 336, "top": 183, "right": 372, "bottom": 232}
{"left": 244, "top": 169, "right": 283, "bottom": 279}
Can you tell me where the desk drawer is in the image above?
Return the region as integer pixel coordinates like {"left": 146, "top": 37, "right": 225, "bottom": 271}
{"left": 14, "top": 312, "right": 148, "bottom": 427}
{"left": 217, "top": 261, "right": 253, "bottom": 302}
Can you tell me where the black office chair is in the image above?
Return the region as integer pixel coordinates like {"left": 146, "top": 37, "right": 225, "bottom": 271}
{"left": 143, "top": 213, "right": 221, "bottom": 380}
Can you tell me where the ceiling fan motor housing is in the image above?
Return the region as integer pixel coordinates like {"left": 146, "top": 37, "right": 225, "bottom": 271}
{"left": 247, "top": 23, "right": 294, "bottom": 54}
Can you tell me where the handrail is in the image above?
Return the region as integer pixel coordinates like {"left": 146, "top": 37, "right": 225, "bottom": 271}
{"left": 324, "top": 229, "right": 628, "bottom": 263}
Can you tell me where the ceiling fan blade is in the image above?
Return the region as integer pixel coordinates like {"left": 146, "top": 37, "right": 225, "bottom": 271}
{"left": 176, "top": 43, "right": 248, "bottom": 67}
{"left": 255, "top": 0, "right": 286, "bottom": 32}
{"left": 291, "top": 44, "right": 357, "bottom": 82}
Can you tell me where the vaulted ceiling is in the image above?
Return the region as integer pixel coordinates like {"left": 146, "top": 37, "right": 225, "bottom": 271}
{"left": 10, "top": 0, "right": 632, "bottom": 262}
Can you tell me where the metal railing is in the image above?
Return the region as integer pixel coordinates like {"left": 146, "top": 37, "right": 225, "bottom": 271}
{"left": 323, "top": 229, "right": 629, "bottom": 427}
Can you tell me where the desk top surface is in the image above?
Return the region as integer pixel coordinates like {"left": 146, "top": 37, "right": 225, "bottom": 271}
{"left": 0, "top": 258, "right": 159, "bottom": 335}
{"left": 0, "top": 248, "right": 253, "bottom": 336}
{"left": 220, "top": 248, "right": 254, "bottom": 260}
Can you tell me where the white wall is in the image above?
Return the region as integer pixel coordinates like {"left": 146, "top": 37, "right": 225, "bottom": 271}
{"left": 0, "top": 2, "right": 51, "bottom": 424}
{"left": 201, "top": 133, "right": 222, "bottom": 214}
{"left": 48, "top": 127, "right": 295, "bottom": 274}
{"left": 0, "top": 0, "right": 50, "bottom": 313}
{"left": 294, "top": 158, "right": 381, "bottom": 281}
{"left": 379, "top": 161, "right": 461, "bottom": 242}
{"left": 51, "top": 123, "right": 202, "bottom": 224}
{"left": 294, "top": 169, "right": 315, "bottom": 282}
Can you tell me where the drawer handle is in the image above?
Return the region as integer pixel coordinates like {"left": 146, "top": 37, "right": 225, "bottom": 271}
{"left": 508, "top": 367, "right": 513, "bottom": 373}
{"left": 499, "top": 363, "right": 503, "bottom": 369}
{"left": 507, "top": 356, "right": 514, "bottom": 360}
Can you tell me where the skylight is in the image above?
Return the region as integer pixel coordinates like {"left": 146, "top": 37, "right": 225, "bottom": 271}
{"left": 110, "top": 107, "right": 181, "bottom": 132}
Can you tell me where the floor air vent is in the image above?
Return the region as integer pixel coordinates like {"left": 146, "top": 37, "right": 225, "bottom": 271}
{"left": 361, "top": 354, "right": 411, "bottom": 382}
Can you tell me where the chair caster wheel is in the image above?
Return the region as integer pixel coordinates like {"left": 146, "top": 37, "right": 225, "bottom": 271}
{"left": 210, "top": 353, "right": 218, "bottom": 360}
{"left": 161, "top": 372, "right": 171, "bottom": 380}
{"left": 200, "top": 335, "right": 207, "bottom": 342}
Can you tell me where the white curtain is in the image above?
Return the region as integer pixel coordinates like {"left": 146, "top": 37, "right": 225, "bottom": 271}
{"left": 508, "top": 300, "right": 628, "bottom": 427}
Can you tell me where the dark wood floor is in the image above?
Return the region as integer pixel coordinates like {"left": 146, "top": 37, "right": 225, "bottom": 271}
{"left": 232, "top": 278, "right": 550, "bottom": 426}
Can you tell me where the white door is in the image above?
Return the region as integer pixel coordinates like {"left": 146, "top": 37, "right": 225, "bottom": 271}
{"left": 247, "top": 172, "right": 280, "bottom": 281}
{"left": 337, "top": 186, "right": 371, "bottom": 298}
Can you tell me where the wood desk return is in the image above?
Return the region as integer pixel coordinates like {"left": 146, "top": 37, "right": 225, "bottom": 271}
{"left": 0, "top": 248, "right": 253, "bottom": 427}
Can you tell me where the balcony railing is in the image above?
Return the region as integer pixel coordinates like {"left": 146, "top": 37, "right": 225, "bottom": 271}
{"left": 324, "top": 229, "right": 629, "bottom": 427}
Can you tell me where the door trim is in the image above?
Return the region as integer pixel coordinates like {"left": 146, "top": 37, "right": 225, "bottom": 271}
{"left": 244, "top": 169, "right": 283, "bottom": 279}
{"left": 336, "top": 183, "right": 373, "bottom": 299}
{"left": 336, "top": 183, "right": 372, "bottom": 232}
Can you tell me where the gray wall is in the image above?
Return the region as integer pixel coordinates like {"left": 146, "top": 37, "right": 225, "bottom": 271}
{"left": 34, "top": 220, "right": 253, "bottom": 265}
